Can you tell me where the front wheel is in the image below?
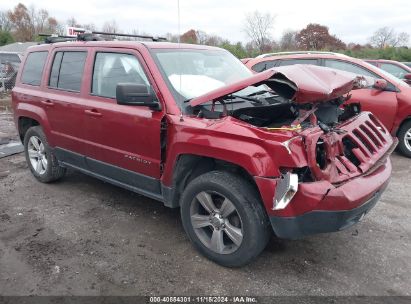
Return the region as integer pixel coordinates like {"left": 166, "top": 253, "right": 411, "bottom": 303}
{"left": 397, "top": 121, "right": 411, "bottom": 158}
{"left": 180, "top": 171, "right": 271, "bottom": 267}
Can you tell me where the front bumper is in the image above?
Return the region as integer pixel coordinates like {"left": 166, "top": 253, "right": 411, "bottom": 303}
{"left": 270, "top": 189, "right": 382, "bottom": 239}
{"left": 267, "top": 159, "right": 392, "bottom": 239}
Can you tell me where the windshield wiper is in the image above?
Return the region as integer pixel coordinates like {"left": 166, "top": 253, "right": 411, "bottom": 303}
{"left": 230, "top": 94, "right": 263, "bottom": 103}
{"left": 184, "top": 94, "right": 262, "bottom": 105}
{"left": 246, "top": 89, "right": 273, "bottom": 97}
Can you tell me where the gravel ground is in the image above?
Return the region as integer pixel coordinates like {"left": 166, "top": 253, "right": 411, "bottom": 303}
{"left": 0, "top": 96, "right": 410, "bottom": 296}
{"left": 0, "top": 96, "right": 17, "bottom": 145}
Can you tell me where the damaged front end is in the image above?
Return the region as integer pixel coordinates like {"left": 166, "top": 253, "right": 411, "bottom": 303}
{"left": 190, "top": 64, "right": 397, "bottom": 239}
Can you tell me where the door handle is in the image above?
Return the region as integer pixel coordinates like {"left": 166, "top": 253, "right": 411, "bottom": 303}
{"left": 41, "top": 100, "right": 54, "bottom": 107}
{"left": 84, "top": 109, "right": 102, "bottom": 117}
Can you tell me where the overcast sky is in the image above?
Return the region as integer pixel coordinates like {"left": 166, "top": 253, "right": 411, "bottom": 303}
{"left": 1, "top": 0, "right": 410, "bottom": 45}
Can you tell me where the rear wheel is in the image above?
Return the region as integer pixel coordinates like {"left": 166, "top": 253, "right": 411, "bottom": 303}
{"left": 397, "top": 121, "right": 411, "bottom": 158}
{"left": 180, "top": 171, "right": 271, "bottom": 267}
{"left": 24, "top": 126, "right": 66, "bottom": 183}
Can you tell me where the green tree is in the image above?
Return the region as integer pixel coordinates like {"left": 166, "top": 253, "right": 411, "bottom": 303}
{"left": 220, "top": 41, "right": 248, "bottom": 59}
{"left": 0, "top": 30, "right": 14, "bottom": 46}
{"left": 343, "top": 46, "right": 411, "bottom": 61}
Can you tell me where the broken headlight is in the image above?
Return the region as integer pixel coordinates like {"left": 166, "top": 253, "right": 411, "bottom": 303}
{"left": 273, "top": 172, "right": 298, "bottom": 210}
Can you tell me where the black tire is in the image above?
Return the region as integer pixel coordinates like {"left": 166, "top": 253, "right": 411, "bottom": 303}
{"left": 180, "top": 171, "right": 271, "bottom": 267}
{"left": 397, "top": 120, "right": 411, "bottom": 158}
{"left": 24, "top": 126, "right": 66, "bottom": 183}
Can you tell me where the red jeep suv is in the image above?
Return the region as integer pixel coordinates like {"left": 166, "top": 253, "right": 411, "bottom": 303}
{"left": 246, "top": 52, "right": 411, "bottom": 158}
{"left": 12, "top": 40, "right": 395, "bottom": 266}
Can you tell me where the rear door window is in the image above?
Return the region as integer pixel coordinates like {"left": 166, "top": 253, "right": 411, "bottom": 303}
{"left": 279, "top": 59, "right": 318, "bottom": 66}
{"left": 49, "top": 51, "right": 87, "bottom": 92}
{"left": 380, "top": 63, "right": 409, "bottom": 79}
{"left": 21, "top": 51, "right": 48, "bottom": 86}
{"left": 324, "top": 60, "right": 376, "bottom": 78}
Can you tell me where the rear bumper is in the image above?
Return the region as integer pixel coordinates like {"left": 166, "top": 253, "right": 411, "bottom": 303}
{"left": 268, "top": 159, "right": 392, "bottom": 239}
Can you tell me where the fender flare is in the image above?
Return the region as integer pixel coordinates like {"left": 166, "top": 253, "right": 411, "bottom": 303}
{"left": 15, "top": 103, "right": 54, "bottom": 146}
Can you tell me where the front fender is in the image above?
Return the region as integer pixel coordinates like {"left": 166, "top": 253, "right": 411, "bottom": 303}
{"left": 392, "top": 90, "right": 411, "bottom": 135}
{"left": 161, "top": 115, "right": 307, "bottom": 186}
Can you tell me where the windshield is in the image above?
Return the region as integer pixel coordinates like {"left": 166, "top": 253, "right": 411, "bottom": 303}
{"left": 153, "top": 49, "right": 265, "bottom": 103}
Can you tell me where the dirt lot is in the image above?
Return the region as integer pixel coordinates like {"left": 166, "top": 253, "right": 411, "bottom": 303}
{"left": 0, "top": 96, "right": 410, "bottom": 296}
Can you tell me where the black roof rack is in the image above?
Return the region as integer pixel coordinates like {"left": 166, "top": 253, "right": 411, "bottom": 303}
{"left": 39, "top": 31, "right": 167, "bottom": 44}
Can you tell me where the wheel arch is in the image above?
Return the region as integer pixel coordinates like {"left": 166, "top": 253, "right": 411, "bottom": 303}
{"left": 18, "top": 116, "right": 40, "bottom": 142}
{"left": 396, "top": 116, "right": 411, "bottom": 137}
{"left": 163, "top": 154, "right": 263, "bottom": 209}
{"left": 15, "top": 103, "right": 53, "bottom": 144}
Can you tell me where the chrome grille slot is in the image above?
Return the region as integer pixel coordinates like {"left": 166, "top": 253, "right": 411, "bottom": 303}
{"left": 365, "top": 121, "right": 385, "bottom": 146}
{"left": 359, "top": 125, "right": 379, "bottom": 151}
{"left": 352, "top": 130, "right": 374, "bottom": 155}
{"left": 369, "top": 113, "right": 386, "bottom": 134}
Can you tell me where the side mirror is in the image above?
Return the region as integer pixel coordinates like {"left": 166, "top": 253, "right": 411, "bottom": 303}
{"left": 373, "top": 79, "right": 387, "bottom": 90}
{"left": 404, "top": 73, "right": 411, "bottom": 80}
{"left": 116, "top": 83, "right": 161, "bottom": 110}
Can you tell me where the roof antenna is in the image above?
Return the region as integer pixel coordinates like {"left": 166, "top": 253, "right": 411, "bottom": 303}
{"left": 177, "top": 0, "right": 184, "bottom": 122}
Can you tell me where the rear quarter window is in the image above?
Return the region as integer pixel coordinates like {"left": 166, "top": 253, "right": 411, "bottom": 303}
{"left": 251, "top": 60, "right": 277, "bottom": 72}
{"left": 21, "top": 51, "right": 48, "bottom": 86}
{"left": 279, "top": 59, "right": 318, "bottom": 66}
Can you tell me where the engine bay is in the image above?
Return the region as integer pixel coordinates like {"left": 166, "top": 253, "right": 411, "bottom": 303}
{"left": 194, "top": 92, "right": 362, "bottom": 131}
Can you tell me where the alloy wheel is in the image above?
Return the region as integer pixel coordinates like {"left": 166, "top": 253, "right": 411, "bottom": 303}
{"left": 27, "top": 136, "right": 48, "bottom": 175}
{"left": 405, "top": 127, "right": 411, "bottom": 152}
{"left": 190, "top": 191, "right": 244, "bottom": 254}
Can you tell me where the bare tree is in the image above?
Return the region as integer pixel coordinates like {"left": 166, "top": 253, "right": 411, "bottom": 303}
{"left": 394, "top": 32, "right": 410, "bottom": 47}
{"left": 35, "top": 9, "right": 49, "bottom": 33}
{"left": 369, "top": 27, "right": 409, "bottom": 48}
{"left": 82, "top": 23, "right": 97, "bottom": 31}
{"left": 280, "top": 29, "right": 298, "bottom": 50}
{"left": 27, "top": 4, "right": 37, "bottom": 37}
{"left": 0, "top": 10, "right": 12, "bottom": 31}
{"left": 205, "top": 34, "right": 223, "bottom": 46}
{"left": 7, "top": 3, "right": 33, "bottom": 41}
{"left": 243, "top": 10, "right": 275, "bottom": 53}
{"left": 102, "top": 20, "right": 118, "bottom": 33}
{"left": 67, "top": 17, "right": 80, "bottom": 27}
{"left": 196, "top": 30, "right": 208, "bottom": 44}
{"left": 165, "top": 32, "right": 179, "bottom": 43}
{"left": 54, "top": 22, "right": 66, "bottom": 35}
{"left": 101, "top": 20, "right": 119, "bottom": 40}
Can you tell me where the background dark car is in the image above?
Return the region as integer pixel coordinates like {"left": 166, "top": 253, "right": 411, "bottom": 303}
{"left": 366, "top": 59, "right": 411, "bottom": 85}
{"left": 0, "top": 52, "right": 22, "bottom": 91}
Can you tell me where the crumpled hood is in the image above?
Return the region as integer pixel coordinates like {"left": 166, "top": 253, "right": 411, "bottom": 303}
{"left": 190, "top": 64, "right": 373, "bottom": 107}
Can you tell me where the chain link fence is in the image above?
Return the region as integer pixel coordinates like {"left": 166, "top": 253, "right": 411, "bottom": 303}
{"left": 0, "top": 59, "right": 18, "bottom": 93}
